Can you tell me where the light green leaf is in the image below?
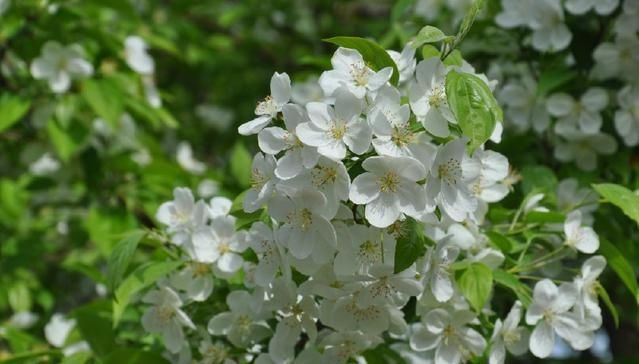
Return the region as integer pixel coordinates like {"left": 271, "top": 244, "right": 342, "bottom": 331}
{"left": 593, "top": 183, "right": 639, "bottom": 227}
{"left": 107, "top": 230, "right": 146, "bottom": 293}
{"left": 61, "top": 351, "right": 92, "bottom": 364}
{"left": 421, "top": 45, "right": 440, "bottom": 60}
{"left": 324, "top": 36, "right": 400, "bottom": 86}
{"left": 112, "top": 261, "right": 182, "bottom": 326}
{"left": 452, "top": 0, "right": 485, "bottom": 48}
{"left": 230, "top": 142, "right": 252, "bottom": 189}
{"left": 394, "top": 218, "right": 429, "bottom": 273}
{"left": 596, "top": 283, "right": 619, "bottom": 328}
{"left": 0, "top": 94, "right": 31, "bottom": 132}
{"left": 599, "top": 238, "right": 638, "bottom": 302}
{"left": 493, "top": 269, "right": 532, "bottom": 306}
{"left": 445, "top": 70, "right": 502, "bottom": 151}
{"left": 82, "top": 78, "right": 124, "bottom": 128}
{"left": 521, "top": 165, "right": 558, "bottom": 197}
{"left": 458, "top": 262, "right": 493, "bottom": 312}
{"left": 73, "top": 301, "right": 116, "bottom": 357}
{"left": 485, "top": 231, "right": 514, "bottom": 253}
{"left": 0, "top": 350, "right": 61, "bottom": 364}
{"left": 411, "top": 26, "right": 449, "bottom": 48}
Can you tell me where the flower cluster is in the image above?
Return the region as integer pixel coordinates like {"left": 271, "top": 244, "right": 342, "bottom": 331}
{"left": 144, "top": 44, "right": 608, "bottom": 364}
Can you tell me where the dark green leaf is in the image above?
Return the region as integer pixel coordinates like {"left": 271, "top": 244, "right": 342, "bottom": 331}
{"left": 102, "top": 348, "right": 170, "bottom": 364}
{"left": 521, "top": 165, "right": 558, "bottom": 197}
{"left": 362, "top": 344, "right": 407, "bottom": 364}
{"left": 485, "top": 231, "right": 514, "bottom": 253}
{"left": 525, "top": 211, "right": 565, "bottom": 223}
{"left": 47, "top": 119, "right": 85, "bottom": 162}
{"left": 324, "top": 36, "right": 400, "bottom": 86}
{"left": 394, "top": 218, "right": 429, "bottom": 273}
{"left": 537, "top": 69, "right": 578, "bottom": 97}
{"left": 73, "top": 301, "right": 116, "bottom": 357}
{"left": 599, "top": 238, "right": 638, "bottom": 302}
{"left": 107, "top": 230, "right": 146, "bottom": 293}
{"left": 458, "top": 263, "right": 492, "bottom": 312}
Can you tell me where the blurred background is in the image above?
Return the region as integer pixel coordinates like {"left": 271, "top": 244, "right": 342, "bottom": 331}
{"left": 0, "top": 0, "right": 637, "bottom": 363}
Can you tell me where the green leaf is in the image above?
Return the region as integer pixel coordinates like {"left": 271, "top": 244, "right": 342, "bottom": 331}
{"left": 8, "top": 282, "right": 31, "bottom": 312}
{"left": 485, "top": 231, "right": 513, "bottom": 253}
{"left": 521, "top": 165, "right": 558, "bottom": 197}
{"left": 394, "top": 218, "right": 429, "bottom": 273}
{"left": 102, "top": 348, "right": 170, "bottom": 364}
{"left": 0, "top": 94, "right": 31, "bottom": 132}
{"left": 445, "top": 70, "right": 502, "bottom": 151}
{"left": 61, "top": 351, "right": 92, "bottom": 364}
{"left": 73, "top": 301, "right": 116, "bottom": 357}
{"left": 596, "top": 283, "right": 619, "bottom": 328}
{"left": 452, "top": 0, "right": 485, "bottom": 48}
{"left": 442, "top": 49, "right": 463, "bottom": 66}
{"left": 536, "top": 69, "right": 578, "bottom": 97}
{"left": 421, "top": 45, "right": 440, "bottom": 60}
{"left": 458, "top": 263, "right": 492, "bottom": 312}
{"left": 324, "top": 36, "right": 400, "bottom": 86}
{"left": 81, "top": 78, "right": 124, "bottom": 128}
{"left": 0, "top": 350, "right": 61, "bottom": 363}
{"left": 493, "top": 269, "right": 532, "bottom": 306}
{"left": 599, "top": 238, "right": 638, "bottom": 302}
{"left": 593, "top": 183, "right": 639, "bottom": 227}
{"left": 230, "top": 142, "right": 252, "bottom": 189}
{"left": 525, "top": 211, "right": 565, "bottom": 223}
{"left": 107, "top": 230, "right": 146, "bottom": 293}
{"left": 411, "top": 26, "right": 448, "bottom": 48}
{"left": 47, "top": 119, "right": 85, "bottom": 162}
{"left": 112, "top": 261, "right": 182, "bottom": 326}
{"left": 362, "top": 344, "right": 407, "bottom": 364}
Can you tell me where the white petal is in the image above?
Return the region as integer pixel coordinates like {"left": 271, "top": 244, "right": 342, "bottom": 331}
{"left": 365, "top": 192, "right": 400, "bottom": 228}
{"left": 529, "top": 321, "right": 555, "bottom": 358}
{"left": 271, "top": 72, "right": 291, "bottom": 105}
{"left": 546, "top": 93, "right": 574, "bottom": 117}
{"left": 239, "top": 115, "right": 271, "bottom": 135}
{"left": 350, "top": 173, "right": 380, "bottom": 204}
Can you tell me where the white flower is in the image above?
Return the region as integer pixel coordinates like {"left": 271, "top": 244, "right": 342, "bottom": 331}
{"left": 489, "top": 301, "right": 530, "bottom": 364}
{"left": 329, "top": 293, "right": 393, "bottom": 334}
{"left": 29, "top": 152, "right": 60, "bottom": 176}
{"left": 563, "top": 210, "right": 599, "bottom": 253}
{"left": 421, "top": 239, "right": 459, "bottom": 302}
{"left": 44, "top": 313, "right": 76, "bottom": 348}
{"left": 30, "top": 41, "right": 93, "bottom": 93}
{"left": 592, "top": 35, "right": 639, "bottom": 83}
{"left": 426, "top": 138, "right": 480, "bottom": 222}
{"left": 176, "top": 141, "right": 206, "bottom": 175}
{"left": 156, "top": 187, "right": 208, "bottom": 245}
{"left": 238, "top": 72, "right": 291, "bottom": 135}
{"left": 409, "top": 58, "right": 454, "bottom": 137}
{"left": 387, "top": 45, "right": 416, "bottom": 84}
{"left": 446, "top": 223, "right": 505, "bottom": 269}
{"left": 319, "top": 331, "right": 382, "bottom": 364}
{"left": 573, "top": 255, "right": 606, "bottom": 324}
{"left": 370, "top": 85, "right": 438, "bottom": 169}
{"left": 525, "top": 280, "right": 593, "bottom": 358}
{"left": 278, "top": 156, "right": 350, "bottom": 218}
{"left": 124, "top": 36, "right": 155, "bottom": 75}
{"left": 208, "top": 196, "right": 232, "bottom": 219}
{"left": 258, "top": 104, "right": 319, "bottom": 179}
{"left": 296, "top": 88, "right": 371, "bottom": 160}
{"left": 319, "top": 47, "right": 392, "bottom": 98}
{"left": 350, "top": 155, "right": 427, "bottom": 228}
{"left": 207, "top": 290, "right": 271, "bottom": 348}
{"left": 267, "top": 278, "right": 319, "bottom": 363}
{"left": 498, "top": 75, "right": 550, "bottom": 133}
{"left": 410, "top": 308, "right": 486, "bottom": 364}
{"left": 614, "top": 0, "right": 639, "bottom": 35}
{"left": 291, "top": 76, "right": 325, "bottom": 105}
{"left": 557, "top": 179, "right": 598, "bottom": 225}
{"left": 334, "top": 224, "right": 396, "bottom": 276}
{"left": 564, "top": 0, "right": 618, "bottom": 15}
{"left": 192, "top": 215, "right": 248, "bottom": 272}
{"left": 553, "top": 130, "right": 617, "bottom": 171}
{"left": 471, "top": 149, "right": 509, "bottom": 203}
{"left": 244, "top": 153, "right": 278, "bottom": 213}
{"left": 614, "top": 85, "right": 639, "bottom": 146}
{"left": 8, "top": 311, "right": 38, "bottom": 329}
{"left": 269, "top": 189, "right": 337, "bottom": 260}
{"left": 169, "top": 262, "right": 214, "bottom": 302}
{"left": 142, "top": 286, "right": 195, "bottom": 354}
{"left": 198, "top": 339, "right": 233, "bottom": 364}
{"left": 547, "top": 88, "right": 608, "bottom": 134}
{"left": 246, "top": 222, "right": 285, "bottom": 287}
{"left": 357, "top": 264, "right": 423, "bottom": 307}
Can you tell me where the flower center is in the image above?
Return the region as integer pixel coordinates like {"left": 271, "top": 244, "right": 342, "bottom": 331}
{"left": 391, "top": 126, "right": 414, "bottom": 147}
{"left": 329, "top": 122, "right": 347, "bottom": 140}
{"left": 358, "top": 240, "right": 382, "bottom": 264}
{"left": 350, "top": 62, "right": 369, "bottom": 86}
{"left": 428, "top": 84, "right": 446, "bottom": 108}
{"left": 218, "top": 241, "right": 231, "bottom": 254}
{"left": 250, "top": 169, "right": 268, "bottom": 190}
{"left": 298, "top": 208, "right": 313, "bottom": 231}
{"left": 192, "top": 262, "right": 211, "bottom": 276}
{"left": 157, "top": 305, "right": 176, "bottom": 322}
{"left": 311, "top": 165, "right": 338, "bottom": 187}
{"left": 379, "top": 172, "right": 400, "bottom": 192}
{"left": 438, "top": 158, "right": 461, "bottom": 185}
{"left": 255, "top": 95, "right": 277, "bottom": 116}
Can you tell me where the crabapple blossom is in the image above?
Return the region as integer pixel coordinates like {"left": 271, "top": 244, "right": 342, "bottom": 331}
{"left": 31, "top": 41, "right": 93, "bottom": 93}
{"left": 489, "top": 301, "right": 530, "bottom": 364}
{"left": 409, "top": 57, "right": 454, "bottom": 137}
{"left": 238, "top": 72, "right": 291, "bottom": 135}
{"left": 547, "top": 88, "right": 609, "bottom": 134}
{"left": 142, "top": 286, "right": 195, "bottom": 353}
{"left": 563, "top": 210, "right": 599, "bottom": 253}
{"left": 319, "top": 47, "right": 392, "bottom": 98}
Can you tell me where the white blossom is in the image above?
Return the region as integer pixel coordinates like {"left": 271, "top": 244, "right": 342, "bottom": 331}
{"left": 31, "top": 41, "right": 93, "bottom": 93}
